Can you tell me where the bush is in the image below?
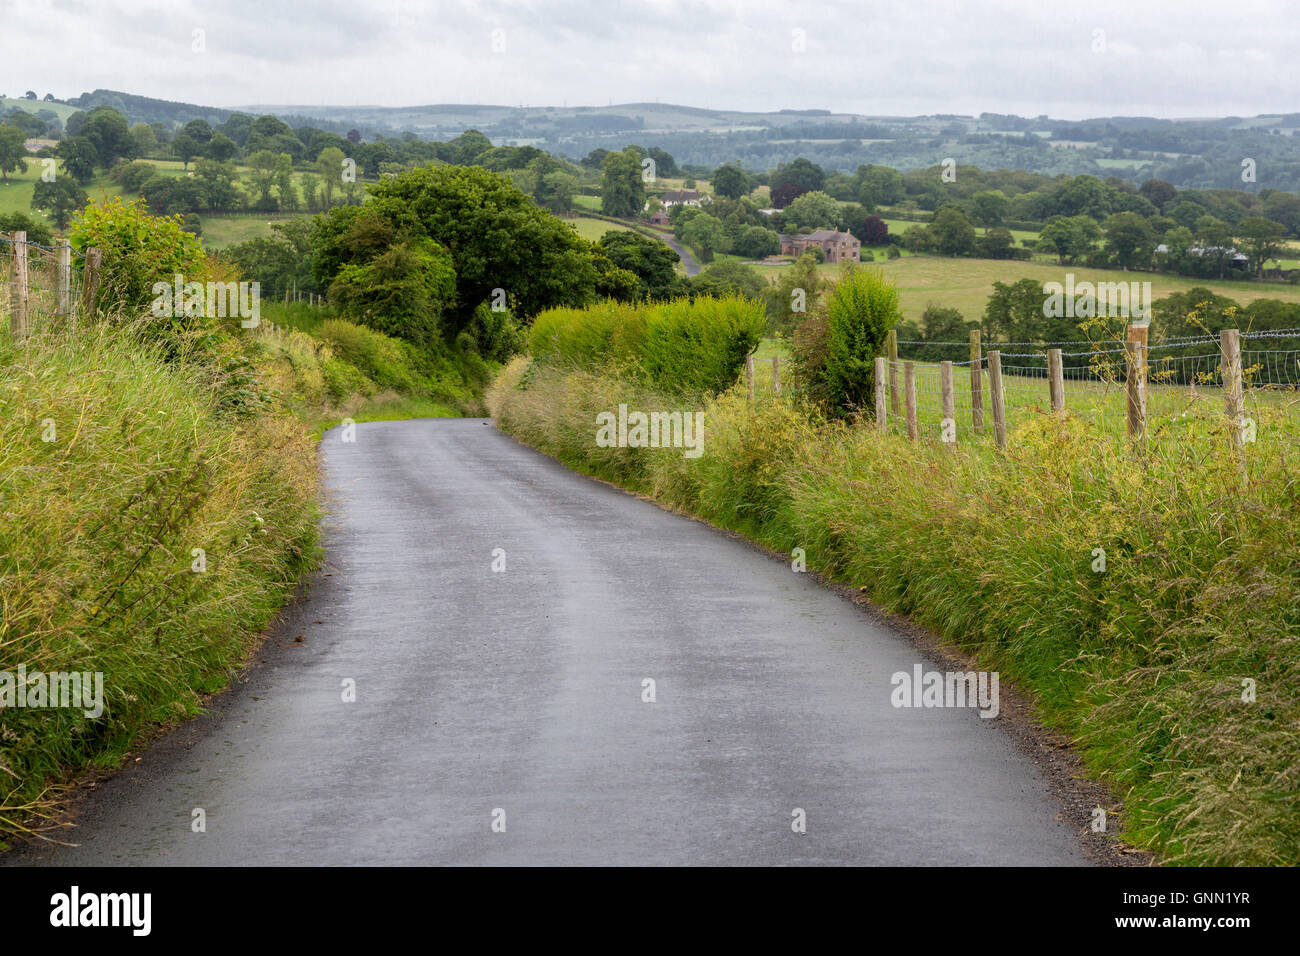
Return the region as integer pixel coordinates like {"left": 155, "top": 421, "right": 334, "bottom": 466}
{"left": 324, "top": 222, "right": 456, "bottom": 351}
{"left": 796, "top": 267, "right": 900, "bottom": 418}
{"left": 0, "top": 212, "right": 54, "bottom": 246}
{"left": 110, "top": 160, "right": 157, "bottom": 194}
{"left": 463, "top": 302, "right": 525, "bottom": 363}
{"left": 528, "top": 295, "right": 765, "bottom": 396}
{"left": 690, "top": 261, "right": 765, "bottom": 300}
{"left": 69, "top": 197, "right": 207, "bottom": 319}
{"left": 317, "top": 318, "right": 423, "bottom": 394}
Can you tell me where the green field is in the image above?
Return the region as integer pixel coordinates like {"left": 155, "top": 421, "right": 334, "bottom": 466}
{"left": 751, "top": 255, "right": 1300, "bottom": 322}
{"left": 0, "top": 96, "right": 81, "bottom": 122}
{"left": 880, "top": 217, "right": 1040, "bottom": 248}
{"left": 200, "top": 214, "right": 307, "bottom": 247}
{"left": 565, "top": 215, "right": 633, "bottom": 242}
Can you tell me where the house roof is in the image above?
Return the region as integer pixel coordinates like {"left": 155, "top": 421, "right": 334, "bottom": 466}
{"left": 781, "top": 230, "right": 858, "bottom": 243}
{"left": 1156, "top": 243, "right": 1250, "bottom": 261}
{"left": 660, "top": 189, "right": 701, "bottom": 203}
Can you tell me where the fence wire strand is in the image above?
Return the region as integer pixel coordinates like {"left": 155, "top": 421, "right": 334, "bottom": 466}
{"left": 880, "top": 335, "right": 1300, "bottom": 452}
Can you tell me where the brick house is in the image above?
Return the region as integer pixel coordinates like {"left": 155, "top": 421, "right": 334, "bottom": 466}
{"left": 779, "top": 229, "right": 861, "bottom": 263}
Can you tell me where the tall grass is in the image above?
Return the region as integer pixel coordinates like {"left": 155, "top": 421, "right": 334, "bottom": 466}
{"left": 0, "top": 324, "right": 321, "bottom": 845}
{"left": 489, "top": 359, "right": 1300, "bottom": 865}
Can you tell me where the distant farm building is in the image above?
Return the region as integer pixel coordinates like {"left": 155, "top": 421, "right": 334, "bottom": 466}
{"left": 780, "top": 229, "right": 861, "bottom": 263}
{"left": 659, "top": 189, "right": 703, "bottom": 207}
{"left": 646, "top": 189, "right": 704, "bottom": 225}
{"left": 1155, "top": 243, "right": 1250, "bottom": 270}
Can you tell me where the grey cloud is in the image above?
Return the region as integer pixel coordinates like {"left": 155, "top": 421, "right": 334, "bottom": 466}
{"left": 3, "top": 0, "right": 1299, "bottom": 119}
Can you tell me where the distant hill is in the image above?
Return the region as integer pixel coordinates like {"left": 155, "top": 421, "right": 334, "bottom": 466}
{"left": 15, "top": 89, "right": 1300, "bottom": 189}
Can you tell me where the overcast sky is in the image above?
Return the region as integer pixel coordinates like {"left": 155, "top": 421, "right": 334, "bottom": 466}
{"left": 3, "top": 0, "right": 1297, "bottom": 120}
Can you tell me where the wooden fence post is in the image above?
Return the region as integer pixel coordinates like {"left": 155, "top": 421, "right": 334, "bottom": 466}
{"left": 10, "top": 231, "right": 29, "bottom": 339}
{"left": 284, "top": 288, "right": 289, "bottom": 307}
{"left": 1047, "top": 348, "right": 1065, "bottom": 412}
{"left": 81, "top": 247, "right": 102, "bottom": 319}
{"left": 940, "top": 360, "right": 955, "bottom": 447}
{"left": 987, "top": 349, "right": 1007, "bottom": 449}
{"left": 745, "top": 354, "right": 755, "bottom": 401}
{"left": 887, "top": 328, "right": 900, "bottom": 414}
{"left": 56, "top": 238, "right": 71, "bottom": 322}
{"left": 772, "top": 355, "right": 781, "bottom": 396}
{"left": 970, "top": 329, "right": 984, "bottom": 433}
{"left": 874, "top": 356, "right": 887, "bottom": 432}
{"left": 904, "top": 360, "right": 918, "bottom": 439}
{"left": 1125, "top": 324, "right": 1148, "bottom": 444}
{"left": 1221, "top": 328, "right": 1244, "bottom": 446}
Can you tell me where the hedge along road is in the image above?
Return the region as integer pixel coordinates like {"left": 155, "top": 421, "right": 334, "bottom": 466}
{"left": 7, "top": 419, "right": 1088, "bottom": 866}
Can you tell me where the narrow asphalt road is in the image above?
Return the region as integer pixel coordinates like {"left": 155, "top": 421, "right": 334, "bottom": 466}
{"left": 7, "top": 419, "right": 1087, "bottom": 866}
{"left": 653, "top": 229, "right": 703, "bottom": 275}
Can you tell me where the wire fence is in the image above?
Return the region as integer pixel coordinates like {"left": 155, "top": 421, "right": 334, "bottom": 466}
{"left": 873, "top": 329, "right": 1300, "bottom": 453}
{"left": 0, "top": 235, "right": 86, "bottom": 332}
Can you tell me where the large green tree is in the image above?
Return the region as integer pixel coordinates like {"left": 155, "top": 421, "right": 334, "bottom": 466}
{"left": 930, "top": 206, "right": 977, "bottom": 256}
{"left": 194, "top": 159, "right": 240, "bottom": 210}
{"left": 315, "top": 146, "right": 346, "bottom": 208}
{"left": 681, "top": 212, "right": 728, "bottom": 262}
{"left": 600, "top": 149, "right": 646, "bottom": 219}
{"left": 54, "top": 137, "right": 98, "bottom": 184}
{"left": 1038, "top": 214, "right": 1100, "bottom": 265}
{"left": 597, "top": 231, "right": 681, "bottom": 300}
{"left": 246, "top": 149, "right": 281, "bottom": 210}
{"left": 31, "top": 177, "right": 88, "bottom": 229}
{"left": 0, "top": 124, "right": 29, "bottom": 182}
{"left": 77, "top": 106, "right": 133, "bottom": 167}
{"left": 1103, "top": 211, "right": 1156, "bottom": 270}
{"left": 711, "top": 163, "right": 751, "bottom": 200}
{"left": 781, "top": 190, "right": 840, "bottom": 230}
{"left": 771, "top": 157, "right": 826, "bottom": 194}
{"left": 1237, "top": 217, "right": 1286, "bottom": 280}
{"left": 317, "top": 164, "right": 615, "bottom": 334}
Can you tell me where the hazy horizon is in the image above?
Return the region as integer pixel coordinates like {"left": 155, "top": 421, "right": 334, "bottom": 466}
{"left": 3, "top": 0, "right": 1298, "bottom": 122}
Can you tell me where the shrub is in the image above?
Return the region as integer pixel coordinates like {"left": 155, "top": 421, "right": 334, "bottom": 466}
{"left": 819, "top": 267, "right": 900, "bottom": 418}
{"left": 326, "top": 235, "right": 456, "bottom": 350}
{"left": 69, "top": 197, "right": 207, "bottom": 318}
{"left": 528, "top": 295, "right": 765, "bottom": 396}
{"left": 0, "top": 211, "right": 54, "bottom": 246}
{"left": 463, "top": 302, "right": 525, "bottom": 363}
{"left": 110, "top": 160, "right": 157, "bottom": 194}
{"left": 317, "top": 318, "right": 423, "bottom": 393}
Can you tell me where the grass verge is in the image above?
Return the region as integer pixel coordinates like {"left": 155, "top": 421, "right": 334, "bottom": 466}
{"left": 0, "top": 324, "right": 321, "bottom": 844}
